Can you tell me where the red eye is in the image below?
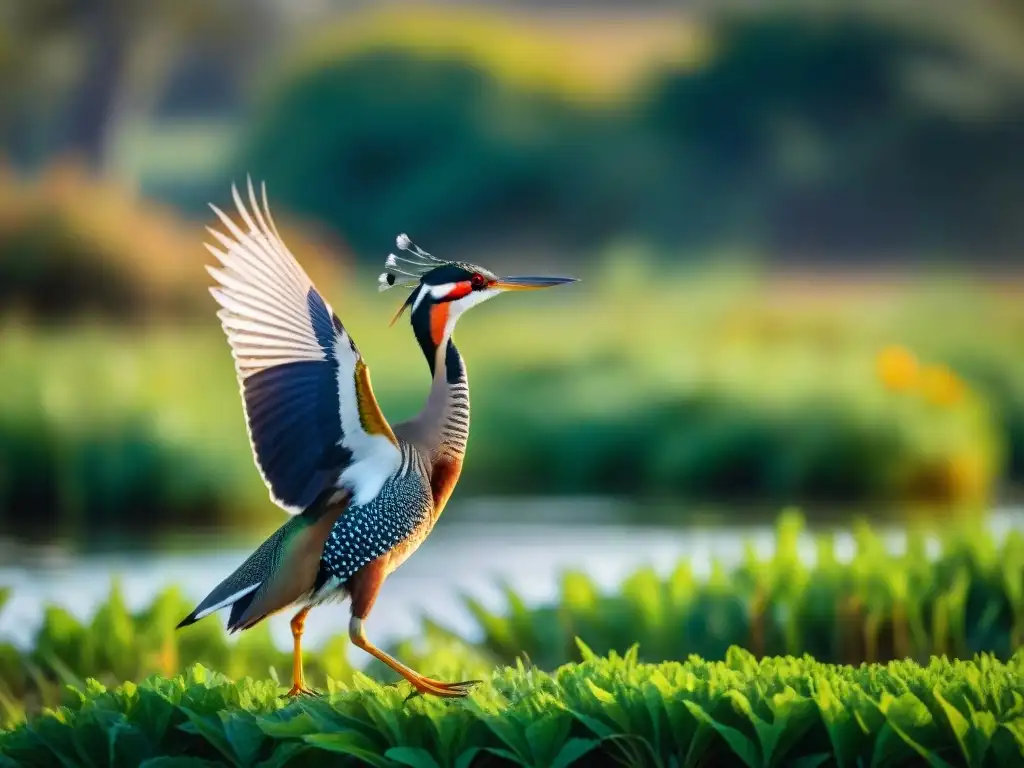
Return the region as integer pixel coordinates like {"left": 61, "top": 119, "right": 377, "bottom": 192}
{"left": 470, "top": 273, "right": 486, "bottom": 289}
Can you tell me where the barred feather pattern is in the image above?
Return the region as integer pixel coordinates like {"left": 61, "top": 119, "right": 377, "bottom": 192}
{"left": 439, "top": 351, "right": 470, "bottom": 463}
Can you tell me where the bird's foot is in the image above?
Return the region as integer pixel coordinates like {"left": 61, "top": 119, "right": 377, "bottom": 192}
{"left": 281, "top": 683, "right": 321, "bottom": 699}
{"left": 403, "top": 676, "right": 482, "bottom": 702}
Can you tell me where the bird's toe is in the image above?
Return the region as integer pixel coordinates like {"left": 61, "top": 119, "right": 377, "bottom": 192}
{"left": 405, "top": 676, "right": 482, "bottom": 701}
{"left": 281, "top": 684, "right": 321, "bottom": 699}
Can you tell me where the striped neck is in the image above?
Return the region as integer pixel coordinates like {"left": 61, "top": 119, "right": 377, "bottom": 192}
{"left": 435, "top": 341, "right": 470, "bottom": 462}
{"left": 410, "top": 303, "right": 470, "bottom": 463}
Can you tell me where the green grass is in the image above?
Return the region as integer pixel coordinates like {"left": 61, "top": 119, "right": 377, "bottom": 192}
{"left": 3, "top": 649, "right": 1024, "bottom": 766}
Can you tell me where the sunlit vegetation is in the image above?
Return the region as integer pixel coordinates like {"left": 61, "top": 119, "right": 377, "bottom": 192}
{"left": 421, "top": 511, "right": 1024, "bottom": 671}
{"left": 0, "top": 161, "right": 350, "bottom": 323}
{"left": 270, "top": 5, "right": 708, "bottom": 105}
{"left": 234, "top": 4, "right": 1024, "bottom": 260}
{"left": 0, "top": 254, "right": 1021, "bottom": 536}
{"left": 3, "top": 512, "right": 1021, "bottom": 732}
{"left": 3, "top": 651, "right": 1024, "bottom": 765}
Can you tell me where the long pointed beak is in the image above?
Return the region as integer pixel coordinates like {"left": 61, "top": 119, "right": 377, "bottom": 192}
{"left": 492, "top": 275, "right": 579, "bottom": 291}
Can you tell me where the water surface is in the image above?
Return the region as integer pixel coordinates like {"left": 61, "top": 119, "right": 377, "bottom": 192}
{"left": 2, "top": 499, "right": 1020, "bottom": 664}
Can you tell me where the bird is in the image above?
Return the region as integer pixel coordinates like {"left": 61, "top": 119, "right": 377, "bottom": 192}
{"left": 175, "top": 178, "right": 577, "bottom": 699}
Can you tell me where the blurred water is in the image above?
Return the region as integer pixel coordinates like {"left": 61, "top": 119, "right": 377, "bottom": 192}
{"left": 1, "top": 500, "right": 1022, "bottom": 665}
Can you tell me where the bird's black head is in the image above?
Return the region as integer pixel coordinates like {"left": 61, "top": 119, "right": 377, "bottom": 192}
{"left": 379, "top": 235, "right": 577, "bottom": 350}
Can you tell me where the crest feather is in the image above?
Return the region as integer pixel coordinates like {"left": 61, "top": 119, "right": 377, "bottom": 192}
{"left": 377, "top": 234, "right": 444, "bottom": 292}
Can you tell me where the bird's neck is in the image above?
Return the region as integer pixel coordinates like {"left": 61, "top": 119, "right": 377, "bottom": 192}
{"left": 410, "top": 310, "right": 470, "bottom": 466}
{"left": 431, "top": 340, "right": 470, "bottom": 463}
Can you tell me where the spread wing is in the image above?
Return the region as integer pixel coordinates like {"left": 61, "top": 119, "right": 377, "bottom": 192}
{"left": 204, "top": 179, "right": 401, "bottom": 515}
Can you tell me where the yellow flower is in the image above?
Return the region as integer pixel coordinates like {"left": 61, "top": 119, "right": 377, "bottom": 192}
{"left": 877, "top": 345, "right": 919, "bottom": 392}
{"left": 918, "top": 364, "right": 965, "bottom": 407}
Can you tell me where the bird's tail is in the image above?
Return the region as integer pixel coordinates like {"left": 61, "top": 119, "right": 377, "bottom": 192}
{"left": 176, "top": 520, "right": 293, "bottom": 633}
{"left": 176, "top": 499, "right": 344, "bottom": 633}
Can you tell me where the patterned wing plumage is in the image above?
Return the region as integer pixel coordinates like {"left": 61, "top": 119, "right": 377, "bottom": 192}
{"left": 205, "top": 179, "right": 401, "bottom": 514}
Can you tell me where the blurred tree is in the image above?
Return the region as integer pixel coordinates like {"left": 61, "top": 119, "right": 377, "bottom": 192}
{"left": 2, "top": 0, "right": 273, "bottom": 169}
{"left": 643, "top": 9, "right": 1024, "bottom": 261}
{"left": 237, "top": 49, "right": 606, "bottom": 260}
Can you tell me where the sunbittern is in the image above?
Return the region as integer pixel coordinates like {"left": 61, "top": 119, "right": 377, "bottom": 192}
{"left": 176, "top": 179, "right": 577, "bottom": 699}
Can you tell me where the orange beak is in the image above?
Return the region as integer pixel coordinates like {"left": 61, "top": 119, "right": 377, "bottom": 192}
{"left": 492, "top": 276, "right": 579, "bottom": 291}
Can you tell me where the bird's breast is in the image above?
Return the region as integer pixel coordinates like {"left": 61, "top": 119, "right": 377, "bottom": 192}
{"left": 384, "top": 516, "right": 437, "bottom": 576}
{"left": 430, "top": 455, "right": 464, "bottom": 519}
{"left": 319, "top": 462, "right": 434, "bottom": 583}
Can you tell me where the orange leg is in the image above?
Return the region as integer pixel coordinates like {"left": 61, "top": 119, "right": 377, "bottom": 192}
{"left": 282, "top": 606, "right": 319, "bottom": 698}
{"left": 349, "top": 617, "right": 481, "bottom": 699}
{"left": 348, "top": 557, "right": 481, "bottom": 700}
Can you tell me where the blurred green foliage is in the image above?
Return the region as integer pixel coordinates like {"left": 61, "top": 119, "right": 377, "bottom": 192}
{"left": 0, "top": 4, "right": 1022, "bottom": 531}
{"left": 3, "top": 649, "right": 1024, "bottom": 766}
{"left": 3, "top": 511, "right": 1022, "bottom": 731}
{"left": 235, "top": 5, "right": 1024, "bottom": 261}
{"left": 0, "top": 259, "right": 1017, "bottom": 535}
{"left": 0, "top": 162, "right": 350, "bottom": 324}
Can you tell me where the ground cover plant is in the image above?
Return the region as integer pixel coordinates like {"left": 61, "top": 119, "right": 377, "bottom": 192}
{"left": 424, "top": 511, "right": 1024, "bottom": 672}
{"left": 3, "top": 648, "right": 1024, "bottom": 766}
{"left": 3, "top": 512, "right": 1022, "bottom": 732}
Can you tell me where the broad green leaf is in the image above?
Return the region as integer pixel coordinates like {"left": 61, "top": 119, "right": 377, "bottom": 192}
{"left": 71, "top": 710, "right": 122, "bottom": 768}
{"left": 991, "top": 718, "right": 1024, "bottom": 764}
{"left": 873, "top": 692, "right": 953, "bottom": 768}
{"left": 932, "top": 687, "right": 991, "bottom": 768}
{"left": 26, "top": 714, "right": 89, "bottom": 768}
{"left": 584, "top": 680, "right": 631, "bottom": 731}
{"left": 549, "top": 738, "right": 599, "bottom": 768}
{"left": 178, "top": 708, "right": 237, "bottom": 767}
{"left": 524, "top": 712, "right": 572, "bottom": 767}
{"left": 641, "top": 674, "right": 668, "bottom": 753}
{"left": 108, "top": 721, "right": 154, "bottom": 768}
{"left": 814, "top": 679, "right": 869, "bottom": 767}
{"left": 567, "top": 708, "right": 616, "bottom": 740}
{"left": 255, "top": 742, "right": 310, "bottom": 768}
{"left": 303, "top": 732, "right": 391, "bottom": 767}
{"left": 138, "top": 759, "right": 225, "bottom": 768}
{"left": 764, "top": 686, "right": 817, "bottom": 767}
{"left": 130, "top": 688, "right": 174, "bottom": 741}
{"left": 361, "top": 691, "right": 405, "bottom": 745}
{"left": 482, "top": 746, "right": 529, "bottom": 766}
{"left": 454, "top": 748, "right": 482, "bottom": 768}
{"left": 386, "top": 746, "right": 442, "bottom": 768}
{"left": 683, "top": 700, "right": 759, "bottom": 768}
{"left": 220, "top": 711, "right": 265, "bottom": 767}
{"left": 870, "top": 720, "right": 953, "bottom": 768}
{"left": 256, "top": 711, "right": 320, "bottom": 739}
{"left": 465, "top": 698, "right": 532, "bottom": 759}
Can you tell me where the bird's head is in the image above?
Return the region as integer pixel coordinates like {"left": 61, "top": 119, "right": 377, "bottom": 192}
{"left": 379, "top": 234, "right": 577, "bottom": 354}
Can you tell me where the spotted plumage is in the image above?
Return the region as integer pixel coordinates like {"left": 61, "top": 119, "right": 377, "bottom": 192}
{"left": 178, "top": 178, "right": 577, "bottom": 699}
{"left": 321, "top": 446, "right": 432, "bottom": 581}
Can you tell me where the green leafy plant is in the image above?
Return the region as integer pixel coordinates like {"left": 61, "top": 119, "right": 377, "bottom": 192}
{"left": 4, "top": 649, "right": 1024, "bottom": 766}
{"left": 4, "top": 511, "right": 1023, "bottom": 732}
{"left": 424, "top": 510, "right": 1024, "bottom": 671}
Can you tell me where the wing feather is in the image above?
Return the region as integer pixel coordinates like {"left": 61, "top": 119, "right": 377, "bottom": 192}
{"left": 205, "top": 178, "right": 401, "bottom": 514}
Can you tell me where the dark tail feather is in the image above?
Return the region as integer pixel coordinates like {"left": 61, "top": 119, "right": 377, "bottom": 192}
{"left": 226, "top": 589, "right": 260, "bottom": 633}
{"left": 175, "top": 502, "right": 336, "bottom": 633}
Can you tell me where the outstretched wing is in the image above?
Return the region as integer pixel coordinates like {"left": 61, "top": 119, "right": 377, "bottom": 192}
{"left": 204, "top": 179, "right": 401, "bottom": 514}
